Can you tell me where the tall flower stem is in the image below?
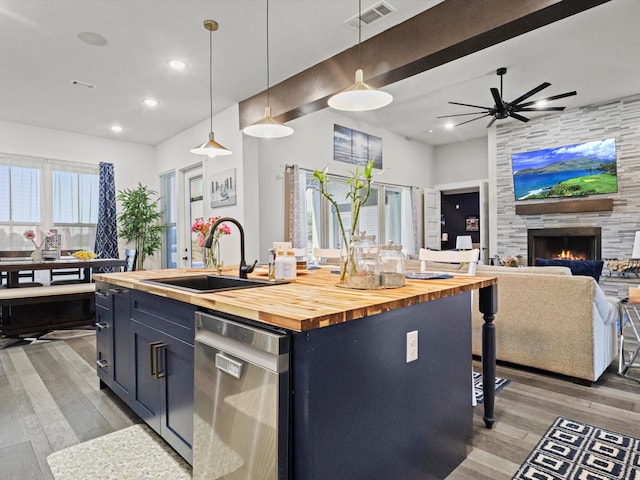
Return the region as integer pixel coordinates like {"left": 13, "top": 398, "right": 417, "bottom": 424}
{"left": 312, "top": 159, "right": 375, "bottom": 282}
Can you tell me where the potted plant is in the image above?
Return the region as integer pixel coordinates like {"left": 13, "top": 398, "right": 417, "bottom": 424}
{"left": 116, "top": 183, "right": 166, "bottom": 270}
{"left": 312, "top": 159, "right": 375, "bottom": 284}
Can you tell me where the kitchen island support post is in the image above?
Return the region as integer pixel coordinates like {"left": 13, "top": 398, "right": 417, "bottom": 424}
{"left": 479, "top": 284, "right": 497, "bottom": 429}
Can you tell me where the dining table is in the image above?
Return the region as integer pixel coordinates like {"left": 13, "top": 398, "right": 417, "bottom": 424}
{"left": 0, "top": 257, "right": 127, "bottom": 288}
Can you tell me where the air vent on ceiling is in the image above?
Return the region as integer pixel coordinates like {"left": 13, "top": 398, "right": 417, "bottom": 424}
{"left": 70, "top": 79, "right": 95, "bottom": 89}
{"left": 346, "top": 1, "right": 396, "bottom": 28}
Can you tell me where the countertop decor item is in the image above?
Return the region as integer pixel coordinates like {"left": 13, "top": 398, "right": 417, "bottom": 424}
{"left": 312, "top": 159, "right": 374, "bottom": 284}
{"left": 191, "top": 216, "right": 230, "bottom": 273}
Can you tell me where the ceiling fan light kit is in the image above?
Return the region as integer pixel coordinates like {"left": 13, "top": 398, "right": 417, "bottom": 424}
{"left": 439, "top": 67, "right": 577, "bottom": 128}
{"left": 191, "top": 19, "right": 232, "bottom": 157}
{"left": 328, "top": 0, "right": 393, "bottom": 112}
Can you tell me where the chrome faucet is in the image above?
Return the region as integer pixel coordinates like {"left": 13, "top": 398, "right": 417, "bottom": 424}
{"left": 204, "top": 217, "right": 257, "bottom": 279}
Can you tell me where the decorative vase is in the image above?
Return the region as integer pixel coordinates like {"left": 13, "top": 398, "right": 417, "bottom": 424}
{"left": 204, "top": 238, "right": 222, "bottom": 274}
{"left": 31, "top": 245, "right": 44, "bottom": 262}
{"left": 347, "top": 232, "right": 380, "bottom": 290}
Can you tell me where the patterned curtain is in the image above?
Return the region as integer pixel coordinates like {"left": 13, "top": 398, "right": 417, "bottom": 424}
{"left": 94, "top": 162, "right": 119, "bottom": 269}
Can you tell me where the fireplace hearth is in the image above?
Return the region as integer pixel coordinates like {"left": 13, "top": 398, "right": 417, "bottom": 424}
{"left": 527, "top": 227, "right": 602, "bottom": 266}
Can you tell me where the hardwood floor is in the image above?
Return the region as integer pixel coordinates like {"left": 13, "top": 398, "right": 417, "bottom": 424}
{"left": 0, "top": 335, "right": 639, "bottom": 479}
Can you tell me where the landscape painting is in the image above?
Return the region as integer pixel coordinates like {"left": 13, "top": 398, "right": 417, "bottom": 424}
{"left": 333, "top": 124, "right": 383, "bottom": 169}
{"left": 511, "top": 138, "right": 618, "bottom": 200}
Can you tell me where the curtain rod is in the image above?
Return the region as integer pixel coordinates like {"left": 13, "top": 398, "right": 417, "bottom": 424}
{"left": 288, "top": 164, "right": 421, "bottom": 191}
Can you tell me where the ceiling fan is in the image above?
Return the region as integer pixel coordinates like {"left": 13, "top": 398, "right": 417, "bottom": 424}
{"left": 438, "top": 67, "right": 577, "bottom": 128}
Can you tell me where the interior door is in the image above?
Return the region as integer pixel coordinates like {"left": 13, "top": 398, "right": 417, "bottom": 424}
{"left": 423, "top": 187, "right": 441, "bottom": 250}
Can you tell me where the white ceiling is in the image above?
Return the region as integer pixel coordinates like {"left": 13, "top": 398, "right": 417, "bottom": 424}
{"left": 0, "top": 0, "right": 637, "bottom": 147}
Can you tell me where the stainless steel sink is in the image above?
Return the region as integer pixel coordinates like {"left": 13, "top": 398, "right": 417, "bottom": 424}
{"left": 142, "top": 275, "right": 287, "bottom": 293}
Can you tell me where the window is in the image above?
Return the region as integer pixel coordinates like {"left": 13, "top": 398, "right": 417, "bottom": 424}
{"left": 305, "top": 171, "right": 411, "bottom": 253}
{"left": 0, "top": 154, "right": 99, "bottom": 250}
{"left": 160, "top": 171, "right": 177, "bottom": 268}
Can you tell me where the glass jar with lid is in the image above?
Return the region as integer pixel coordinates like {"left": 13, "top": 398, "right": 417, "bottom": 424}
{"left": 347, "top": 232, "right": 380, "bottom": 290}
{"left": 378, "top": 241, "right": 406, "bottom": 287}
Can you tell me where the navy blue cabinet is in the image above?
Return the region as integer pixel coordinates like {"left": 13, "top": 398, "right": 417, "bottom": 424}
{"left": 95, "top": 284, "right": 196, "bottom": 465}
{"left": 95, "top": 286, "right": 133, "bottom": 401}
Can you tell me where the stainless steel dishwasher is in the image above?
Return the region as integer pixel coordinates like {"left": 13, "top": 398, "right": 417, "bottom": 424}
{"left": 193, "top": 311, "right": 290, "bottom": 480}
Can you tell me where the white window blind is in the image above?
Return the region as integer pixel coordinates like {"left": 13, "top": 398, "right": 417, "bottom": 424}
{"left": 0, "top": 153, "right": 99, "bottom": 250}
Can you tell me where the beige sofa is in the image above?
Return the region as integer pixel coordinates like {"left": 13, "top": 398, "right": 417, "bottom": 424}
{"left": 470, "top": 265, "right": 618, "bottom": 383}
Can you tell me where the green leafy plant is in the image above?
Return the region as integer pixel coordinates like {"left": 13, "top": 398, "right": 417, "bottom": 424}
{"left": 116, "top": 183, "right": 166, "bottom": 270}
{"left": 312, "top": 159, "right": 375, "bottom": 281}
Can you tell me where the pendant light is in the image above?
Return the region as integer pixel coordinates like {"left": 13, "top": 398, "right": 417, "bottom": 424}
{"left": 328, "top": 0, "right": 393, "bottom": 112}
{"left": 243, "top": 0, "right": 293, "bottom": 138}
{"left": 191, "top": 19, "right": 232, "bottom": 157}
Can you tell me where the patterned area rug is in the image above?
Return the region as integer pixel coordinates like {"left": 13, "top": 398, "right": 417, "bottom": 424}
{"left": 47, "top": 423, "right": 191, "bottom": 480}
{"left": 0, "top": 328, "right": 95, "bottom": 349}
{"left": 512, "top": 416, "right": 640, "bottom": 479}
{"left": 473, "top": 371, "right": 511, "bottom": 404}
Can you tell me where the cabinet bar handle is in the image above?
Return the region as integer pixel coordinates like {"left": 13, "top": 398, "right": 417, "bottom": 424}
{"left": 150, "top": 342, "right": 167, "bottom": 379}
{"left": 96, "top": 359, "right": 110, "bottom": 369}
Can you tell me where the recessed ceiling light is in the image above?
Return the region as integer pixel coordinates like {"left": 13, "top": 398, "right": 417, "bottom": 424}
{"left": 77, "top": 31, "right": 107, "bottom": 46}
{"left": 144, "top": 98, "right": 158, "bottom": 107}
{"left": 445, "top": 122, "right": 455, "bottom": 130}
{"left": 535, "top": 100, "right": 548, "bottom": 108}
{"left": 428, "top": 129, "right": 434, "bottom": 133}
{"left": 111, "top": 125, "right": 123, "bottom": 133}
{"left": 169, "top": 60, "right": 186, "bottom": 70}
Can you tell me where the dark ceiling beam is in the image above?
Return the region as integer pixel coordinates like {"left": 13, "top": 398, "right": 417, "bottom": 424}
{"left": 239, "top": 0, "right": 609, "bottom": 130}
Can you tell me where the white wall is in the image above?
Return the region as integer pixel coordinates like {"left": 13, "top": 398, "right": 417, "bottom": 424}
{"left": 433, "top": 136, "right": 488, "bottom": 185}
{"left": 253, "top": 108, "right": 436, "bottom": 262}
{"left": 155, "top": 105, "right": 250, "bottom": 269}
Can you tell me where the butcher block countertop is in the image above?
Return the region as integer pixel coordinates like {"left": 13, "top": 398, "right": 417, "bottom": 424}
{"left": 93, "top": 267, "right": 496, "bottom": 332}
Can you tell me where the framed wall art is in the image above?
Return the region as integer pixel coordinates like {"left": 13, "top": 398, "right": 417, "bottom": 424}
{"left": 465, "top": 215, "right": 479, "bottom": 232}
{"left": 210, "top": 168, "right": 237, "bottom": 208}
{"left": 333, "top": 124, "right": 382, "bottom": 169}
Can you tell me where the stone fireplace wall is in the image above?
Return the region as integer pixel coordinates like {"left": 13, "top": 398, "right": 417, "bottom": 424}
{"left": 494, "top": 93, "right": 640, "bottom": 264}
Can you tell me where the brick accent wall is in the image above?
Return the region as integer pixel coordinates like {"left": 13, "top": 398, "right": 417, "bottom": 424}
{"left": 495, "top": 94, "right": 640, "bottom": 263}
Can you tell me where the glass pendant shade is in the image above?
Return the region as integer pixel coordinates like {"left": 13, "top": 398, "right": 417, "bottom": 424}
{"left": 190, "top": 131, "right": 232, "bottom": 157}
{"left": 328, "top": 68, "right": 393, "bottom": 112}
{"left": 243, "top": 106, "right": 293, "bottom": 138}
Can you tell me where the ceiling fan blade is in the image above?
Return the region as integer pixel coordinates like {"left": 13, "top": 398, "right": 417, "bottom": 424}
{"left": 510, "top": 82, "right": 551, "bottom": 105}
{"left": 486, "top": 116, "right": 498, "bottom": 128}
{"left": 436, "top": 111, "right": 492, "bottom": 118}
{"left": 454, "top": 113, "right": 491, "bottom": 127}
{"left": 510, "top": 112, "right": 530, "bottom": 123}
{"left": 490, "top": 87, "right": 502, "bottom": 106}
{"left": 448, "top": 101, "right": 493, "bottom": 110}
{"left": 517, "top": 91, "right": 577, "bottom": 108}
{"left": 518, "top": 107, "right": 566, "bottom": 112}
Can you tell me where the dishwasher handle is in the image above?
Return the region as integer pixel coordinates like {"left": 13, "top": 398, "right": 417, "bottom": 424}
{"left": 215, "top": 352, "right": 243, "bottom": 379}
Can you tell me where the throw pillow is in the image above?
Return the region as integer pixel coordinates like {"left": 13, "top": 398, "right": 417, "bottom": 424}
{"left": 534, "top": 258, "right": 604, "bottom": 282}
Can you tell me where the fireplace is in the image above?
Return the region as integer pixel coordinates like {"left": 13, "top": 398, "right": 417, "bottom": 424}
{"left": 527, "top": 227, "right": 602, "bottom": 266}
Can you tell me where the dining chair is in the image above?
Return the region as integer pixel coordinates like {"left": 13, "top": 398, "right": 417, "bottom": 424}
{"left": 312, "top": 247, "right": 342, "bottom": 266}
{"left": 50, "top": 268, "right": 84, "bottom": 285}
{"left": 418, "top": 248, "right": 480, "bottom": 275}
{"left": 124, "top": 249, "right": 138, "bottom": 271}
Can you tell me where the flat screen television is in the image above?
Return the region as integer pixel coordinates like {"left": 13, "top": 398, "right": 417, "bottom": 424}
{"left": 511, "top": 138, "right": 618, "bottom": 200}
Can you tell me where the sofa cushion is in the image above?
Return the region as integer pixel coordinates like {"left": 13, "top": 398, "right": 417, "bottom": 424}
{"left": 534, "top": 258, "right": 604, "bottom": 281}
{"left": 476, "top": 264, "right": 572, "bottom": 276}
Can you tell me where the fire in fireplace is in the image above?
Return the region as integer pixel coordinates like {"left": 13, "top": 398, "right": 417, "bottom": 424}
{"left": 527, "top": 227, "right": 601, "bottom": 265}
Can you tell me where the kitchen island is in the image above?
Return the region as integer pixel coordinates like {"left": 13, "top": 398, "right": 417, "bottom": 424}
{"left": 93, "top": 267, "right": 497, "bottom": 479}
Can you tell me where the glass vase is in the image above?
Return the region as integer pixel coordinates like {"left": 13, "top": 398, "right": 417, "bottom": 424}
{"left": 205, "top": 239, "right": 222, "bottom": 274}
